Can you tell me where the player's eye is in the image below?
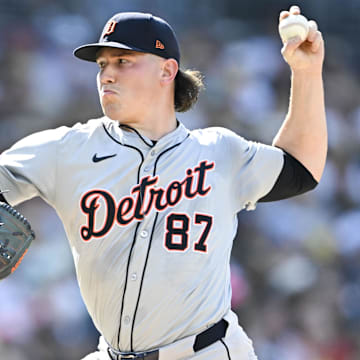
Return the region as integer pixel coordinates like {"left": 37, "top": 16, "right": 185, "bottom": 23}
{"left": 118, "top": 58, "right": 129, "bottom": 64}
{"left": 97, "top": 61, "right": 106, "bottom": 69}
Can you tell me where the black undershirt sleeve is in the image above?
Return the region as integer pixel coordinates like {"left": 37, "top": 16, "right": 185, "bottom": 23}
{"left": 259, "top": 150, "right": 318, "bottom": 202}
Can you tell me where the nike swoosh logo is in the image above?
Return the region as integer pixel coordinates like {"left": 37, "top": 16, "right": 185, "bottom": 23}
{"left": 92, "top": 153, "right": 117, "bottom": 163}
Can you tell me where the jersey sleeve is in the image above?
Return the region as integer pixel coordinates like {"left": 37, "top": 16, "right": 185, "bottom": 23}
{"left": 224, "top": 129, "right": 284, "bottom": 212}
{"left": 0, "top": 127, "right": 69, "bottom": 206}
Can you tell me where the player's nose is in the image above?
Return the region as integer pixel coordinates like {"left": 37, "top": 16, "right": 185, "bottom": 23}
{"left": 99, "top": 65, "right": 116, "bottom": 84}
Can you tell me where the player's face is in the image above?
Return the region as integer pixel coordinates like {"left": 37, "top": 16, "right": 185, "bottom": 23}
{"left": 96, "top": 48, "right": 165, "bottom": 123}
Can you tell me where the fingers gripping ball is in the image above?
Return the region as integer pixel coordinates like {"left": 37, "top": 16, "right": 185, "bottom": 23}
{"left": 0, "top": 202, "right": 35, "bottom": 279}
{"left": 279, "top": 14, "right": 309, "bottom": 43}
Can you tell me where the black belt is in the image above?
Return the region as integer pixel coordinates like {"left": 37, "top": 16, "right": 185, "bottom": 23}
{"left": 107, "top": 349, "right": 159, "bottom": 360}
{"left": 107, "top": 318, "right": 228, "bottom": 360}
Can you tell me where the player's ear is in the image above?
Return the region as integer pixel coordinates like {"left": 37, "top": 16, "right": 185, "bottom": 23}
{"left": 160, "top": 58, "right": 178, "bottom": 85}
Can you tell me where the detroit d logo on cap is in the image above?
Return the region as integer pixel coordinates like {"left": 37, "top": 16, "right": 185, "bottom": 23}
{"left": 103, "top": 20, "right": 117, "bottom": 36}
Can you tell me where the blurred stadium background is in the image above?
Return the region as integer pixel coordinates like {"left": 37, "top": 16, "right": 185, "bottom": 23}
{"left": 1, "top": 0, "right": 360, "bottom": 359}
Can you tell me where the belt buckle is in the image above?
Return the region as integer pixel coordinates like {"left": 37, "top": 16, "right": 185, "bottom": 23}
{"left": 121, "top": 353, "right": 141, "bottom": 359}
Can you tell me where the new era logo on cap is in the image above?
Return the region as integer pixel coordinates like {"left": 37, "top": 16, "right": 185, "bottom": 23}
{"left": 155, "top": 40, "right": 165, "bottom": 50}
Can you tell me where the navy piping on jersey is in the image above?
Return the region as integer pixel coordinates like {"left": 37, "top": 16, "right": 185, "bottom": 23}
{"left": 153, "top": 134, "right": 190, "bottom": 175}
{"left": 119, "top": 124, "right": 154, "bottom": 148}
{"left": 102, "top": 122, "right": 189, "bottom": 351}
{"left": 102, "top": 123, "right": 145, "bottom": 183}
{"left": 130, "top": 212, "right": 159, "bottom": 349}
{"left": 118, "top": 222, "right": 141, "bottom": 347}
{"left": 102, "top": 123, "right": 146, "bottom": 349}
{"left": 220, "top": 339, "right": 231, "bottom": 360}
{"left": 130, "top": 137, "right": 189, "bottom": 350}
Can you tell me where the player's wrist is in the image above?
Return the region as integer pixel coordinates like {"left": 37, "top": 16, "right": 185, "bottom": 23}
{"left": 291, "top": 65, "right": 323, "bottom": 77}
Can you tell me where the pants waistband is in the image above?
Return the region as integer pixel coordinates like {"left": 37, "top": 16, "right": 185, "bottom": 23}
{"left": 107, "top": 318, "right": 228, "bottom": 360}
{"left": 107, "top": 348, "right": 159, "bottom": 360}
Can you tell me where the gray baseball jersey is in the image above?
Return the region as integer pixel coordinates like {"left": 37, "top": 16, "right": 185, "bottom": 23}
{"left": 0, "top": 117, "right": 283, "bottom": 351}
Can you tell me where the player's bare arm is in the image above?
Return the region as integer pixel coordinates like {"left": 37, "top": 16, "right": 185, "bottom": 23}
{"left": 272, "top": 5, "right": 327, "bottom": 182}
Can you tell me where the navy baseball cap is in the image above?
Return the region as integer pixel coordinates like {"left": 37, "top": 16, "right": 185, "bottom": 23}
{"left": 73, "top": 12, "right": 180, "bottom": 64}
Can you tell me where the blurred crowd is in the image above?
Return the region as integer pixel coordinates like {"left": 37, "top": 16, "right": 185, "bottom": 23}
{"left": 1, "top": 0, "right": 360, "bottom": 359}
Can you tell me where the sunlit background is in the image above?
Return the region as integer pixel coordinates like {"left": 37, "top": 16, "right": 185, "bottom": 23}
{"left": 1, "top": 0, "right": 360, "bottom": 359}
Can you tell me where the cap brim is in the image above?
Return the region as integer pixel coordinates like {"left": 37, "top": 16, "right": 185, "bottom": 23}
{"left": 73, "top": 41, "right": 148, "bottom": 62}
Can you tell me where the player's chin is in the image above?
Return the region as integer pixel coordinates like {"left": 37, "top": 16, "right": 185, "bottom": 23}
{"left": 102, "top": 104, "right": 123, "bottom": 121}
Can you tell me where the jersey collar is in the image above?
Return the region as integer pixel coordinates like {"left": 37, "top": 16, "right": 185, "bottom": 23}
{"left": 103, "top": 117, "right": 190, "bottom": 151}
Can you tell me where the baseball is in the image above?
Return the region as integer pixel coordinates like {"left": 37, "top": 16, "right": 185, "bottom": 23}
{"left": 279, "top": 14, "right": 309, "bottom": 43}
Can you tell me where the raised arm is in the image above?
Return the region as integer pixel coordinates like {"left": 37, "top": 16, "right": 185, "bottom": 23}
{"left": 273, "top": 5, "right": 327, "bottom": 182}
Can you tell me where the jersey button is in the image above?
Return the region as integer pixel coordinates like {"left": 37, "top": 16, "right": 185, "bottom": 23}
{"left": 150, "top": 150, "right": 156, "bottom": 156}
{"left": 144, "top": 166, "right": 150, "bottom": 172}
{"left": 140, "top": 230, "right": 148, "bottom": 238}
{"left": 131, "top": 273, "right": 137, "bottom": 281}
{"left": 124, "top": 316, "right": 131, "bottom": 325}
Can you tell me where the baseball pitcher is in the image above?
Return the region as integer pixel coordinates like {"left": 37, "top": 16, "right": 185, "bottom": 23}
{"left": 0, "top": 5, "right": 326, "bottom": 360}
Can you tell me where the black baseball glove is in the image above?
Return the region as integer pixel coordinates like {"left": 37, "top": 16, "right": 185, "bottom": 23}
{"left": 0, "top": 201, "right": 35, "bottom": 279}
